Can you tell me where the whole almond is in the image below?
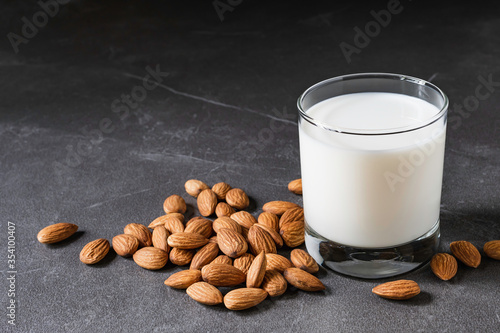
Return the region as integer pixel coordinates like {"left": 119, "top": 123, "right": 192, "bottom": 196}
{"left": 163, "top": 215, "right": 185, "bottom": 234}
{"left": 152, "top": 226, "right": 170, "bottom": 253}
{"left": 201, "top": 263, "right": 246, "bottom": 287}
{"left": 258, "top": 212, "right": 279, "bottom": 232}
{"left": 80, "top": 238, "right": 110, "bottom": 264}
{"left": 163, "top": 194, "right": 187, "bottom": 214}
{"left": 170, "top": 248, "right": 195, "bottom": 266}
{"left": 430, "top": 253, "right": 458, "bottom": 281}
{"left": 215, "top": 202, "right": 235, "bottom": 217}
{"left": 190, "top": 242, "right": 220, "bottom": 270}
{"left": 185, "top": 179, "right": 209, "bottom": 198}
{"left": 185, "top": 216, "right": 206, "bottom": 227}
{"left": 248, "top": 225, "right": 277, "bottom": 255}
{"left": 133, "top": 247, "right": 168, "bottom": 270}
{"left": 209, "top": 235, "right": 218, "bottom": 244}
{"left": 213, "top": 216, "right": 242, "bottom": 234}
{"left": 255, "top": 224, "right": 283, "bottom": 248}
{"left": 187, "top": 282, "right": 223, "bottom": 306}
{"left": 225, "top": 188, "right": 250, "bottom": 210}
{"left": 265, "top": 254, "right": 293, "bottom": 273}
{"left": 197, "top": 189, "right": 218, "bottom": 217}
{"left": 279, "top": 207, "right": 304, "bottom": 229}
{"left": 372, "top": 280, "right": 420, "bottom": 300}
{"left": 280, "top": 221, "right": 305, "bottom": 248}
{"left": 231, "top": 211, "right": 257, "bottom": 230}
{"left": 484, "top": 240, "right": 500, "bottom": 260}
{"left": 185, "top": 218, "right": 213, "bottom": 238}
{"left": 247, "top": 252, "right": 267, "bottom": 288}
{"left": 212, "top": 182, "right": 232, "bottom": 200}
{"left": 283, "top": 267, "right": 325, "bottom": 292}
{"left": 290, "top": 249, "right": 319, "bottom": 274}
{"left": 124, "top": 223, "right": 152, "bottom": 247}
{"left": 288, "top": 179, "right": 302, "bottom": 195}
{"left": 450, "top": 240, "right": 481, "bottom": 268}
{"left": 233, "top": 253, "right": 255, "bottom": 274}
{"left": 217, "top": 228, "right": 248, "bottom": 258}
{"left": 263, "top": 201, "right": 299, "bottom": 216}
{"left": 164, "top": 269, "right": 202, "bottom": 289}
{"left": 211, "top": 255, "right": 233, "bottom": 265}
{"left": 148, "top": 213, "right": 185, "bottom": 229}
{"left": 167, "top": 232, "right": 209, "bottom": 250}
{"left": 261, "top": 270, "right": 287, "bottom": 297}
{"left": 224, "top": 288, "right": 268, "bottom": 310}
{"left": 37, "top": 223, "right": 78, "bottom": 244}
{"left": 112, "top": 234, "right": 139, "bottom": 257}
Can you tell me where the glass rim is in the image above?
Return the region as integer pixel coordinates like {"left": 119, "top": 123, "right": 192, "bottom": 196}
{"left": 297, "top": 72, "right": 449, "bottom": 136}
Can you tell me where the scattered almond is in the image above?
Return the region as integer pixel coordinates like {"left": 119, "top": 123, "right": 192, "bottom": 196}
{"left": 184, "top": 218, "right": 213, "bottom": 239}
{"left": 225, "top": 188, "right": 250, "bottom": 210}
{"left": 258, "top": 212, "right": 279, "bottom": 232}
{"left": 280, "top": 221, "right": 305, "bottom": 248}
{"left": 284, "top": 267, "right": 325, "bottom": 292}
{"left": 212, "top": 182, "right": 232, "bottom": 200}
{"left": 246, "top": 252, "right": 267, "bottom": 288}
{"left": 197, "top": 189, "right": 218, "bottom": 217}
{"left": 261, "top": 270, "right": 287, "bottom": 297}
{"left": 213, "top": 216, "right": 242, "bottom": 234}
{"left": 263, "top": 201, "right": 299, "bottom": 216}
{"left": 80, "top": 238, "right": 110, "bottom": 265}
{"left": 190, "top": 242, "right": 220, "bottom": 270}
{"left": 187, "top": 282, "right": 223, "bottom": 306}
{"left": 484, "top": 240, "right": 500, "bottom": 260}
{"left": 217, "top": 228, "right": 248, "bottom": 258}
{"left": 169, "top": 248, "right": 195, "bottom": 266}
{"left": 248, "top": 225, "right": 277, "bottom": 255}
{"left": 450, "top": 240, "right": 481, "bottom": 268}
{"left": 37, "top": 223, "right": 78, "bottom": 244}
{"left": 164, "top": 269, "right": 202, "bottom": 289}
{"left": 265, "top": 254, "right": 293, "bottom": 273}
{"left": 124, "top": 223, "right": 152, "bottom": 247}
{"left": 255, "top": 223, "right": 283, "bottom": 248}
{"left": 163, "top": 194, "right": 187, "bottom": 214}
{"left": 233, "top": 253, "right": 255, "bottom": 275}
{"left": 224, "top": 288, "right": 268, "bottom": 310}
{"left": 215, "top": 202, "right": 235, "bottom": 217}
{"left": 152, "top": 226, "right": 170, "bottom": 253}
{"left": 167, "top": 232, "right": 209, "bottom": 250}
{"left": 133, "top": 247, "right": 168, "bottom": 270}
{"left": 163, "top": 215, "right": 185, "bottom": 234}
{"left": 290, "top": 249, "right": 319, "bottom": 274}
{"left": 288, "top": 178, "right": 302, "bottom": 195}
{"left": 372, "top": 280, "right": 420, "bottom": 300}
{"left": 201, "top": 263, "right": 246, "bottom": 287}
{"left": 113, "top": 234, "right": 139, "bottom": 257}
{"left": 211, "top": 255, "right": 233, "bottom": 266}
{"left": 430, "top": 253, "right": 458, "bottom": 281}
{"left": 185, "top": 179, "right": 209, "bottom": 198}
{"left": 279, "top": 207, "right": 304, "bottom": 229}
{"left": 148, "top": 213, "right": 185, "bottom": 229}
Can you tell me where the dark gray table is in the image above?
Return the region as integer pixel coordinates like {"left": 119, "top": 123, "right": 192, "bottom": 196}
{"left": 1, "top": 1, "right": 499, "bottom": 332}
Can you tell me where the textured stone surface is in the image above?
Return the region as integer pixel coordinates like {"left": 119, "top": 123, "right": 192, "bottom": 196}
{"left": 1, "top": 1, "right": 499, "bottom": 332}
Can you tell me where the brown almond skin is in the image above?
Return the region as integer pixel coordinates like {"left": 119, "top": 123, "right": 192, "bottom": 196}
{"left": 225, "top": 188, "right": 250, "bottom": 210}
{"left": 283, "top": 267, "right": 325, "bottom": 292}
{"left": 187, "top": 282, "right": 223, "bottom": 306}
{"left": 372, "top": 280, "right": 420, "bottom": 300}
{"left": 112, "top": 234, "right": 140, "bottom": 257}
{"left": 197, "top": 189, "right": 218, "bottom": 217}
{"left": 167, "top": 232, "right": 209, "bottom": 250}
{"left": 248, "top": 225, "right": 277, "bottom": 255}
{"left": 212, "top": 182, "right": 232, "bottom": 200}
{"left": 231, "top": 211, "right": 257, "bottom": 230}
{"left": 450, "top": 241, "right": 481, "bottom": 268}
{"left": 233, "top": 253, "right": 255, "bottom": 275}
{"left": 280, "top": 220, "right": 305, "bottom": 248}
{"left": 213, "top": 216, "right": 242, "bottom": 234}
{"left": 164, "top": 269, "right": 202, "bottom": 289}
{"left": 261, "top": 270, "right": 287, "bottom": 297}
{"left": 246, "top": 252, "right": 267, "bottom": 288}
{"left": 163, "top": 194, "right": 187, "bottom": 214}
{"left": 265, "top": 254, "right": 293, "bottom": 273}
{"left": 224, "top": 288, "right": 268, "bottom": 310}
{"left": 169, "top": 248, "right": 195, "bottom": 266}
{"left": 201, "top": 263, "right": 246, "bottom": 287}
{"left": 185, "top": 218, "right": 213, "bottom": 239}
{"left": 430, "top": 253, "right": 458, "bottom": 281}
{"left": 185, "top": 179, "right": 209, "bottom": 198}
{"left": 263, "top": 201, "right": 300, "bottom": 216}
{"left": 133, "top": 247, "right": 168, "bottom": 270}
{"left": 190, "top": 242, "right": 220, "bottom": 270}
{"left": 215, "top": 202, "right": 235, "bottom": 217}
{"left": 152, "top": 226, "right": 170, "bottom": 253}
{"left": 484, "top": 240, "right": 500, "bottom": 260}
{"left": 279, "top": 207, "right": 304, "bottom": 229}
{"left": 258, "top": 212, "right": 279, "bottom": 232}
{"left": 211, "top": 255, "right": 233, "bottom": 266}
{"left": 148, "top": 213, "right": 185, "bottom": 229}
{"left": 217, "top": 228, "right": 248, "bottom": 258}
{"left": 124, "top": 223, "right": 152, "bottom": 247}
{"left": 37, "top": 223, "right": 78, "bottom": 244}
{"left": 163, "top": 215, "right": 185, "bottom": 234}
{"left": 288, "top": 178, "right": 302, "bottom": 195}
{"left": 255, "top": 223, "right": 283, "bottom": 248}
{"left": 290, "top": 249, "right": 319, "bottom": 274}
{"left": 80, "top": 238, "right": 110, "bottom": 264}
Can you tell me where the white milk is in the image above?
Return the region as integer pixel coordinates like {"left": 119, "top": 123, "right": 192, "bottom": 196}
{"left": 299, "top": 92, "right": 446, "bottom": 248}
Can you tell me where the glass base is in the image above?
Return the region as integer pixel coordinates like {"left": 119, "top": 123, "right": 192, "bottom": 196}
{"left": 305, "top": 220, "right": 440, "bottom": 279}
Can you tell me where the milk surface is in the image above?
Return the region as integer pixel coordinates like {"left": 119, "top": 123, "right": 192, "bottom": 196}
{"left": 299, "top": 92, "right": 446, "bottom": 248}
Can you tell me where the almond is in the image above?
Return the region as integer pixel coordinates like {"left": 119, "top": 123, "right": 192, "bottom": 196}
{"left": 212, "top": 182, "right": 232, "bottom": 200}
{"left": 283, "top": 267, "right": 325, "bottom": 292}
{"left": 288, "top": 178, "right": 302, "bottom": 195}
{"left": 213, "top": 216, "right": 242, "bottom": 234}
{"left": 133, "top": 247, "right": 168, "bottom": 270}
{"left": 201, "top": 263, "right": 246, "bottom": 287}
{"left": 231, "top": 211, "right": 257, "bottom": 230}
{"left": 255, "top": 223, "right": 283, "bottom": 248}
{"left": 263, "top": 201, "right": 299, "bottom": 216}
{"left": 484, "top": 240, "right": 500, "bottom": 260}
{"left": 37, "top": 223, "right": 78, "bottom": 244}
{"left": 186, "top": 282, "right": 223, "bottom": 306}
{"left": 290, "top": 249, "right": 319, "bottom": 274}
{"left": 148, "top": 213, "right": 184, "bottom": 229}
{"left": 152, "top": 226, "right": 170, "bottom": 253}
{"left": 217, "top": 228, "right": 248, "bottom": 258}
{"left": 265, "top": 254, "right": 293, "bottom": 273}
{"left": 197, "top": 189, "right": 218, "bottom": 217}
{"left": 112, "top": 234, "right": 139, "bottom": 257}
{"left": 164, "top": 269, "right": 202, "bottom": 289}
{"left": 190, "top": 242, "right": 220, "bottom": 270}
{"left": 184, "top": 218, "right": 213, "bottom": 238}
{"left": 185, "top": 216, "right": 206, "bottom": 227}
{"left": 167, "top": 232, "right": 209, "bottom": 250}
{"left": 215, "top": 202, "right": 235, "bottom": 217}
{"left": 124, "top": 223, "right": 152, "bottom": 247}
{"left": 430, "top": 253, "right": 458, "bottom": 281}
{"left": 279, "top": 207, "right": 304, "bottom": 229}
{"left": 372, "top": 280, "right": 420, "bottom": 300}
{"left": 233, "top": 253, "right": 255, "bottom": 274}
{"left": 208, "top": 235, "right": 218, "bottom": 244}
{"left": 258, "top": 212, "right": 279, "bottom": 232}
{"left": 163, "top": 194, "right": 187, "bottom": 214}
{"left": 163, "top": 215, "right": 185, "bottom": 234}
{"left": 169, "top": 248, "right": 195, "bottom": 266}
{"left": 224, "top": 288, "right": 268, "bottom": 310}
{"left": 246, "top": 252, "right": 267, "bottom": 288}
{"left": 280, "top": 220, "right": 305, "bottom": 248}
{"left": 211, "top": 255, "right": 233, "bottom": 266}
{"left": 225, "top": 188, "right": 250, "bottom": 210}
{"left": 80, "top": 238, "right": 110, "bottom": 264}
{"left": 261, "top": 270, "right": 287, "bottom": 297}
{"left": 248, "top": 225, "right": 277, "bottom": 255}
{"left": 185, "top": 179, "right": 209, "bottom": 198}
{"left": 450, "top": 240, "right": 481, "bottom": 268}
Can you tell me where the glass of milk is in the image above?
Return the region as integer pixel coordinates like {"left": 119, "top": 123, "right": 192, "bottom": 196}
{"left": 298, "top": 73, "right": 448, "bottom": 278}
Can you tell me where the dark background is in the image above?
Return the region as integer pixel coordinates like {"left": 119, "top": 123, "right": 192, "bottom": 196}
{"left": 1, "top": 1, "right": 499, "bottom": 332}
